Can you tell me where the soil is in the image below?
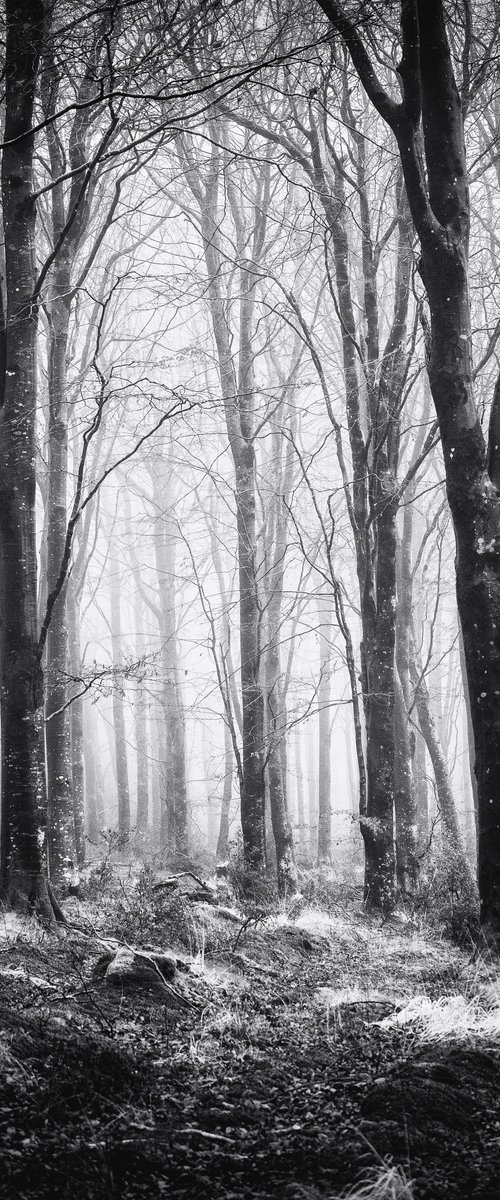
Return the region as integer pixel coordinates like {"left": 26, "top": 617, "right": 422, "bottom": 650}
{"left": 0, "top": 880, "right": 499, "bottom": 1199}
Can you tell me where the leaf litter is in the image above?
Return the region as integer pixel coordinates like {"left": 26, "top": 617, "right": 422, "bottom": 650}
{"left": 0, "top": 885, "right": 499, "bottom": 1198}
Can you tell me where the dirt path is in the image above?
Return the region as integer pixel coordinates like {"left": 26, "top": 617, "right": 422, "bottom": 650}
{"left": 0, "top": 897, "right": 499, "bottom": 1198}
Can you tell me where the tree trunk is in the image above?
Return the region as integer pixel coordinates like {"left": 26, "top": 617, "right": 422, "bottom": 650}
{"left": 182, "top": 136, "right": 267, "bottom": 872}
{"left": 317, "top": 0, "right": 500, "bottom": 934}
{"left": 317, "top": 618, "right": 332, "bottom": 865}
{"left": 410, "top": 638, "right": 474, "bottom": 889}
{"left": 394, "top": 502, "right": 419, "bottom": 898}
{"left": 294, "top": 725, "right": 306, "bottom": 860}
{"left": 361, "top": 498, "right": 398, "bottom": 911}
{"left": 150, "top": 709, "right": 163, "bottom": 845}
{"left": 67, "top": 581, "right": 85, "bottom": 869}
{"left": 83, "top": 704, "right": 102, "bottom": 845}
{"left": 306, "top": 721, "right": 318, "bottom": 863}
{"left": 134, "top": 590, "right": 149, "bottom": 835}
{"left": 414, "top": 728, "right": 429, "bottom": 850}
{"left": 264, "top": 561, "right": 297, "bottom": 892}
{"left": 109, "top": 556, "right": 130, "bottom": 844}
{"left": 458, "top": 622, "right": 478, "bottom": 840}
{"left": 44, "top": 262, "right": 75, "bottom": 887}
{"left": 236, "top": 447, "right": 266, "bottom": 869}
{"left": 0, "top": 0, "right": 56, "bottom": 918}
{"left": 150, "top": 458, "right": 188, "bottom": 858}
{"left": 216, "top": 719, "right": 233, "bottom": 862}
{"left": 394, "top": 672, "right": 418, "bottom": 897}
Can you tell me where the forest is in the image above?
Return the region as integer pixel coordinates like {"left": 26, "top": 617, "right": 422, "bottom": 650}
{"left": 1, "top": 0, "right": 500, "bottom": 1197}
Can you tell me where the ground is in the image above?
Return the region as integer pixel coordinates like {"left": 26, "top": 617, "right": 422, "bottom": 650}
{"left": 0, "top": 869, "right": 499, "bottom": 1199}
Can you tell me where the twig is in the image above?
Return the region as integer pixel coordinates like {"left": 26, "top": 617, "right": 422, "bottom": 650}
{"left": 180, "top": 1128, "right": 235, "bottom": 1144}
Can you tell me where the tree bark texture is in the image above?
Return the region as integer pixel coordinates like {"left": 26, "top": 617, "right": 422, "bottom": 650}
{"left": 0, "top": 0, "right": 55, "bottom": 915}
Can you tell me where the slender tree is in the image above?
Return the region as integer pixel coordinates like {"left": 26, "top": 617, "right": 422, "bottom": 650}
{"left": 109, "top": 552, "right": 131, "bottom": 844}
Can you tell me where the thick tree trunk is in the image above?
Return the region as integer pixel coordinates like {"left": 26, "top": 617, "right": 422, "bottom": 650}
{"left": 0, "top": 0, "right": 56, "bottom": 918}
{"left": 236, "top": 447, "right": 266, "bottom": 869}
{"left": 423, "top": 246, "right": 499, "bottom": 925}
{"left": 317, "top": 0, "right": 499, "bottom": 931}
{"left": 361, "top": 500, "right": 398, "bottom": 911}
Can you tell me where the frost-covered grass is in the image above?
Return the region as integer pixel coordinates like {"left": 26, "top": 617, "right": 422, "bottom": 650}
{"left": 378, "top": 991, "right": 500, "bottom": 1041}
{"left": 332, "top": 1165, "right": 414, "bottom": 1199}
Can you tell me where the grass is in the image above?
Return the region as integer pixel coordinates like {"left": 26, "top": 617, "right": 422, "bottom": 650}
{"left": 379, "top": 991, "right": 500, "bottom": 1041}
{"left": 333, "top": 1165, "right": 414, "bottom": 1199}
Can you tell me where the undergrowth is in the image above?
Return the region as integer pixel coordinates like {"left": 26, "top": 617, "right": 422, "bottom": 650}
{"left": 413, "top": 848, "right": 480, "bottom": 947}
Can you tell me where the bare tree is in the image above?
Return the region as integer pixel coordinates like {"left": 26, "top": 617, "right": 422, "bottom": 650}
{"left": 316, "top": 0, "right": 500, "bottom": 936}
{"left": 0, "top": 0, "right": 57, "bottom": 916}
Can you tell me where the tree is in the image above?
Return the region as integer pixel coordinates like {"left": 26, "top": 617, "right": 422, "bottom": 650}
{"left": 0, "top": 0, "right": 56, "bottom": 916}
{"left": 316, "top": 0, "right": 500, "bottom": 936}
{"left": 176, "top": 131, "right": 275, "bottom": 873}
{"left": 223, "top": 54, "right": 428, "bottom": 908}
{"left": 109, "top": 550, "right": 131, "bottom": 844}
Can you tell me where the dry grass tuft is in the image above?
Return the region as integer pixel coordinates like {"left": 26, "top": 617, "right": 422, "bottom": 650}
{"left": 331, "top": 1164, "right": 414, "bottom": 1199}
{"left": 378, "top": 992, "right": 500, "bottom": 1040}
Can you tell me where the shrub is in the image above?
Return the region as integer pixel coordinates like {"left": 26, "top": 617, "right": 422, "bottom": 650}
{"left": 225, "top": 841, "right": 279, "bottom": 914}
{"left": 415, "top": 847, "right": 479, "bottom": 946}
{"left": 111, "top": 867, "right": 196, "bottom": 948}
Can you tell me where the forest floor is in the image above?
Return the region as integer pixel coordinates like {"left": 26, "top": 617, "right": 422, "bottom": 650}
{"left": 0, "top": 865, "right": 499, "bottom": 1200}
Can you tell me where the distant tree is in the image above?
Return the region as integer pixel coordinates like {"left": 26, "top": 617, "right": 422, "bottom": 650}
{"left": 109, "top": 550, "right": 131, "bottom": 845}
{"left": 176, "top": 133, "right": 273, "bottom": 875}
{"left": 145, "top": 449, "right": 189, "bottom": 858}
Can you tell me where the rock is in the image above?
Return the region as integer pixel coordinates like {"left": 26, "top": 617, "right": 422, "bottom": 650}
{"left": 104, "top": 948, "right": 176, "bottom": 989}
